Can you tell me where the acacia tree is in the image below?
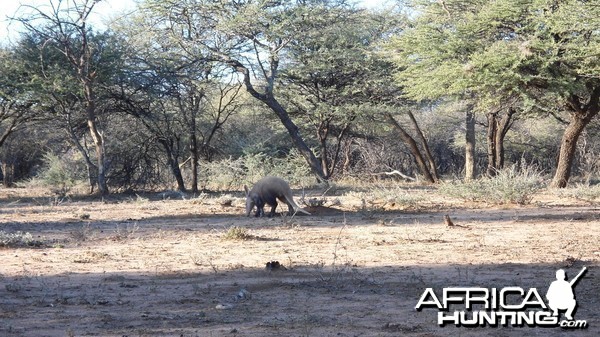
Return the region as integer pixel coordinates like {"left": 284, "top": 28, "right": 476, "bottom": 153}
{"left": 384, "top": 110, "right": 439, "bottom": 183}
{"left": 143, "top": 0, "right": 378, "bottom": 182}
{"left": 485, "top": 105, "right": 516, "bottom": 176}
{"left": 112, "top": 9, "right": 244, "bottom": 193}
{"left": 115, "top": 66, "right": 242, "bottom": 193}
{"left": 280, "top": 8, "right": 397, "bottom": 179}
{"left": 117, "top": 91, "right": 188, "bottom": 192}
{"left": 174, "top": 68, "right": 243, "bottom": 193}
{"left": 16, "top": 0, "right": 112, "bottom": 194}
{"left": 0, "top": 49, "right": 33, "bottom": 149}
{"left": 388, "top": 0, "right": 600, "bottom": 186}
{"left": 386, "top": 2, "right": 484, "bottom": 181}
{"left": 0, "top": 47, "right": 42, "bottom": 186}
{"left": 14, "top": 30, "right": 121, "bottom": 193}
{"left": 535, "top": 1, "right": 600, "bottom": 187}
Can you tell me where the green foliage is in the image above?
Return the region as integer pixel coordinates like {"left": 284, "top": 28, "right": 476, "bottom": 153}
{"left": 282, "top": 7, "right": 396, "bottom": 104}
{"left": 243, "top": 150, "right": 312, "bottom": 186}
{"left": 278, "top": 7, "right": 399, "bottom": 178}
{"left": 140, "top": 0, "right": 398, "bottom": 181}
{"left": 387, "top": 0, "right": 600, "bottom": 108}
{"left": 440, "top": 164, "right": 544, "bottom": 205}
{"left": 37, "top": 152, "right": 82, "bottom": 196}
{"left": 199, "top": 150, "right": 313, "bottom": 191}
{"left": 4, "top": 0, "right": 600, "bottom": 191}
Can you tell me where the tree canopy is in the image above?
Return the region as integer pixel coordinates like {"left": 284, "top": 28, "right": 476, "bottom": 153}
{"left": 1, "top": 0, "right": 599, "bottom": 191}
{"left": 387, "top": 0, "right": 600, "bottom": 186}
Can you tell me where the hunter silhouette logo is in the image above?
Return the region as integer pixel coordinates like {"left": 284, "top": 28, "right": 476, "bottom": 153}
{"left": 546, "top": 267, "right": 587, "bottom": 321}
{"left": 415, "top": 267, "right": 588, "bottom": 329}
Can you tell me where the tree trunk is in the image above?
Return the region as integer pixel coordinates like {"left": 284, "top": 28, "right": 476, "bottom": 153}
{"left": 65, "top": 108, "right": 97, "bottom": 193}
{"left": 465, "top": 108, "right": 476, "bottom": 181}
{"left": 159, "top": 139, "right": 187, "bottom": 192}
{"left": 177, "top": 87, "right": 203, "bottom": 193}
{"left": 551, "top": 112, "right": 597, "bottom": 188}
{"left": 226, "top": 55, "right": 327, "bottom": 183}
{"left": 309, "top": 118, "right": 352, "bottom": 181}
{"left": 342, "top": 139, "right": 353, "bottom": 175}
{"left": 407, "top": 111, "right": 439, "bottom": 182}
{"left": 190, "top": 135, "right": 199, "bottom": 194}
{"left": 317, "top": 121, "right": 329, "bottom": 178}
{"left": 486, "top": 112, "right": 498, "bottom": 176}
{"left": 386, "top": 113, "right": 436, "bottom": 183}
{"left": 319, "top": 138, "right": 330, "bottom": 179}
{"left": 1, "top": 162, "right": 14, "bottom": 187}
{"left": 329, "top": 122, "right": 352, "bottom": 179}
{"left": 264, "top": 96, "right": 328, "bottom": 182}
{"left": 487, "top": 108, "right": 515, "bottom": 176}
{"left": 70, "top": 133, "right": 96, "bottom": 194}
{"left": 189, "top": 115, "right": 199, "bottom": 193}
{"left": 495, "top": 108, "right": 514, "bottom": 170}
{"left": 84, "top": 89, "right": 109, "bottom": 195}
{"left": 550, "top": 90, "right": 600, "bottom": 188}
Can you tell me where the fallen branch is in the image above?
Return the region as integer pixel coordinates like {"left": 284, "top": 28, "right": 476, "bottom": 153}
{"left": 372, "top": 170, "right": 416, "bottom": 181}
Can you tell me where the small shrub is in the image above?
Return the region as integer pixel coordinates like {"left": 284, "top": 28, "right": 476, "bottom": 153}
{"left": 110, "top": 223, "right": 140, "bottom": 241}
{"left": 440, "top": 164, "right": 544, "bottom": 205}
{"left": 222, "top": 226, "right": 253, "bottom": 241}
{"left": 37, "top": 152, "right": 82, "bottom": 196}
{"left": 198, "top": 151, "right": 314, "bottom": 191}
{"left": 198, "top": 156, "right": 246, "bottom": 191}
{"left": 554, "top": 183, "right": 600, "bottom": 202}
{"left": 0, "top": 231, "right": 44, "bottom": 248}
{"left": 70, "top": 223, "right": 94, "bottom": 242}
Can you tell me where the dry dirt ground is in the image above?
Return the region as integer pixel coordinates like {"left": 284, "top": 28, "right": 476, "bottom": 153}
{"left": 0, "top": 185, "right": 598, "bottom": 337}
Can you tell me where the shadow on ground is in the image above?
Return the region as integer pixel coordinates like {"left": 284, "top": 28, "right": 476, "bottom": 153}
{"left": 0, "top": 261, "right": 597, "bottom": 337}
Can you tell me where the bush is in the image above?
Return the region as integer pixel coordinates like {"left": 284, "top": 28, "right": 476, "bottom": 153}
{"left": 246, "top": 149, "right": 312, "bottom": 186}
{"left": 37, "top": 152, "right": 82, "bottom": 196}
{"left": 554, "top": 183, "right": 600, "bottom": 202}
{"left": 0, "top": 231, "right": 44, "bottom": 248}
{"left": 198, "top": 150, "right": 314, "bottom": 191}
{"left": 440, "top": 164, "right": 544, "bottom": 205}
{"left": 222, "top": 226, "right": 253, "bottom": 241}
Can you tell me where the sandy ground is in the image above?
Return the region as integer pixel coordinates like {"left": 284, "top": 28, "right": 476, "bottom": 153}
{"left": 0, "top": 185, "right": 598, "bottom": 336}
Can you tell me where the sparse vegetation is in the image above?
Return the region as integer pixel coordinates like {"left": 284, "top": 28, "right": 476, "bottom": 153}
{"left": 35, "top": 153, "right": 83, "bottom": 197}
{"left": 553, "top": 183, "right": 600, "bottom": 203}
{"left": 0, "top": 0, "right": 597, "bottom": 194}
{"left": 222, "top": 226, "right": 253, "bottom": 241}
{"left": 69, "top": 223, "right": 95, "bottom": 242}
{"left": 0, "top": 231, "right": 44, "bottom": 248}
{"left": 0, "top": 187, "right": 598, "bottom": 336}
{"left": 0, "top": 0, "right": 599, "bottom": 335}
{"left": 198, "top": 152, "right": 314, "bottom": 192}
{"left": 439, "top": 164, "right": 544, "bottom": 205}
{"left": 370, "top": 185, "right": 425, "bottom": 209}
{"left": 72, "top": 250, "right": 110, "bottom": 263}
{"left": 110, "top": 223, "right": 140, "bottom": 241}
